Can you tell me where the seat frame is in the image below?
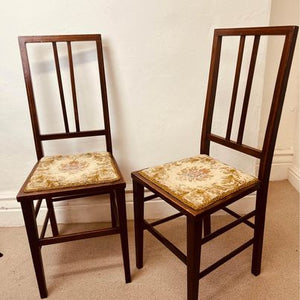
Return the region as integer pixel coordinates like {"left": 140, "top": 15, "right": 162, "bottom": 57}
{"left": 17, "top": 34, "right": 131, "bottom": 298}
{"left": 132, "top": 26, "right": 298, "bottom": 300}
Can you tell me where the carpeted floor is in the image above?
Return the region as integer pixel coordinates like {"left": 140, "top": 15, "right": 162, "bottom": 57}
{"left": 0, "top": 180, "right": 299, "bottom": 299}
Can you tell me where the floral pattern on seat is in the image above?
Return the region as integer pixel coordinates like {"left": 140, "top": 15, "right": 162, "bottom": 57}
{"left": 24, "top": 152, "right": 120, "bottom": 192}
{"left": 139, "top": 155, "right": 258, "bottom": 210}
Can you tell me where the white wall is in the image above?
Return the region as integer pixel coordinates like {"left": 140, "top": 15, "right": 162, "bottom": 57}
{"left": 4, "top": 0, "right": 297, "bottom": 226}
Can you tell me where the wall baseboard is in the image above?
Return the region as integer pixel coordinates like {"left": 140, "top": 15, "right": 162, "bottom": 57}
{"left": 288, "top": 166, "right": 300, "bottom": 192}
{"left": 267, "top": 148, "right": 294, "bottom": 181}
{"left": 0, "top": 188, "right": 256, "bottom": 227}
{"left": 1, "top": 148, "right": 294, "bottom": 227}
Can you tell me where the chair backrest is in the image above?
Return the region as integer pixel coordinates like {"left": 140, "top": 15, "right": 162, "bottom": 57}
{"left": 18, "top": 34, "right": 112, "bottom": 160}
{"left": 201, "top": 26, "right": 298, "bottom": 184}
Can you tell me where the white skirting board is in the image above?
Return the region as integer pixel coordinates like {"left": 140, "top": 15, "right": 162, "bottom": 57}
{"left": 1, "top": 150, "right": 297, "bottom": 227}
{"left": 288, "top": 166, "right": 300, "bottom": 192}
{"left": 267, "top": 148, "right": 294, "bottom": 181}
{"left": 0, "top": 187, "right": 256, "bottom": 227}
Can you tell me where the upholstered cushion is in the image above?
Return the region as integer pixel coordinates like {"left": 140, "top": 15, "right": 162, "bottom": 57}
{"left": 139, "top": 155, "right": 258, "bottom": 210}
{"left": 24, "top": 152, "right": 120, "bottom": 192}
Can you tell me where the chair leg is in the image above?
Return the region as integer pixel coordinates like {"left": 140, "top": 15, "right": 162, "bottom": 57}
{"left": 115, "top": 188, "right": 131, "bottom": 283}
{"left": 133, "top": 180, "right": 144, "bottom": 269}
{"left": 187, "top": 217, "right": 202, "bottom": 300}
{"left": 21, "top": 201, "right": 48, "bottom": 298}
{"left": 252, "top": 188, "right": 268, "bottom": 276}
{"left": 45, "top": 198, "right": 59, "bottom": 236}
{"left": 110, "top": 191, "right": 118, "bottom": 227}
{"left": 203, "top": 215, "right": 211, "bottom": 236}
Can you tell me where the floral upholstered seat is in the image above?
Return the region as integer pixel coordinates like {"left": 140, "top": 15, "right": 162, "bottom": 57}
{"left": 139, "top": 155, "right": 258, "bottom": 210}
{"left": 24, "top": 152, "right": 120, "bottom": 192}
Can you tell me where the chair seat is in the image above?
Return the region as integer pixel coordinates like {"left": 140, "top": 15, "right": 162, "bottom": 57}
{"left": 139, "top": 155, "right": 258, "bottom": 210}
{"left": 24, "top": 152, "right": 120, "bottom": 192}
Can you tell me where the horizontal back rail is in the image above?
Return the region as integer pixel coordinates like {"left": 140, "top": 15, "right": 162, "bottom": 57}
{"left": 214, "top": 26, "right": 296, "bottom": 36}
{"left": 18, "top": 34, "right": 101, "bottom": 43}
{"left": 208, "top": 134, "right": 262, "bottom": 158}
{"left": 40, "top": 130, "right": 106, "bottom": 141}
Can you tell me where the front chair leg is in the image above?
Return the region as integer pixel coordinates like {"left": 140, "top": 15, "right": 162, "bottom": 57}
{"left": 252, "top": 189, "right": 268, "bottom": 276}
{"left": 133, "top": 180, "right": 144, "bottom": 269}
{"left": 187, "top": 217, "right": 202, "bottom": 300}
{"left": 21, "top": 201, "right": 48, "bottom": 298}
{"left": 115, "top": 188, "right": 131, "bottom": 283}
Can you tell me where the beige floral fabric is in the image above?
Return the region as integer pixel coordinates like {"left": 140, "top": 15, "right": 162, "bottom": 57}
{"left": 24, "top": 152, "right": 120, "bottom": 192}
{"left": 139, "top": 155, "right": 258, "bottom": 210}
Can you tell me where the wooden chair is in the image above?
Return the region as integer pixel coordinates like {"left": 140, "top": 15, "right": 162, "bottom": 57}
{"left": 17, "top": 34, "right": 131, "bottom": 298}
{"left": 132, "top": 26, "right": 298, "bottom": 300}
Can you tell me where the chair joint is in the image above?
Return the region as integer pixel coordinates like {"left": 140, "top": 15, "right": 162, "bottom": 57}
{"left": 202, "top": 210, "right": 255, "bottom": 245}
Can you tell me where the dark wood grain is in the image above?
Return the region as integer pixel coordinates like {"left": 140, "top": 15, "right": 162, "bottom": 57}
{"left": 67, "top": 41, "right": 80, "bottom": 132}
{"left": 237, "top": 35, "right": 260, "bottom": 144}
{"left": 96, "top": 37, "right": 113, "bottom": 153}
{"left": 52, "top": 42, "right": 69, "bottom": 133}
{"left": 200, "top": 33, "right": 222, "bottom": 155}
{"left": 226, "top": 35, "right": 245, "bottom": 140}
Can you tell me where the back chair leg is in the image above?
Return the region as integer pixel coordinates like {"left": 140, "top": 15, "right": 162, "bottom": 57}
{"left": 203, "top": 215, "right": 211, "bottom": 236}
{"left": 110, "top": 191, "right": 118, "bottom": 227}
{"left": 187, "top": 217, "right": 202, "bottom": 300}
{"left": 252, "top": 189, "right": 268, "bottom": 275}
{"left": 45, "top": 198, "right": 59, "bottom": 236}
{"left": 133, "top": 180, "right": 145, "bottom": 269}
{"left": 116, "top": 189, "right": 131, "bottom": 283}
{"left": 21, "top": 201, "right": 48, "bottom": 299}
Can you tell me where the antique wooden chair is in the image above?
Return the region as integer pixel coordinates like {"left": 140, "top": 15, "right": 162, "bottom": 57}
{"left": 132, "top": 26, "right": 298, "bottom": 300}
{"left": 17, "top": 34, "right": 131, "bottom": 298}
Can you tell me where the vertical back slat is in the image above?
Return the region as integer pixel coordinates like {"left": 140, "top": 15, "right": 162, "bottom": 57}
{"left": 237, "top": 35, "right": 260, "bottom": 144}
{"left": 52, "top": 42, "right": 69, "bottom": 133}
{"left": 67, "top": 41, "right": 80, "bottom": 132}
{"left": 226, "top": 35, "right": 245, "bottom": 140}
{"left": 95, "top": 37, "right": 113, "bottom": 153}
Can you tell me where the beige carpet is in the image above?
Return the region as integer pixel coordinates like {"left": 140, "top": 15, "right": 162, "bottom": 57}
{"left": 0, "top": 181, "right": 298, "bottom": 299}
